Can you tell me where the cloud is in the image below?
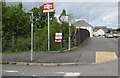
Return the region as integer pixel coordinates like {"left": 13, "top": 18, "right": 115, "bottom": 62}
{"left": 102, "top": 11, "right": 118, "bottom": 25}
{"left": 6, "top": 2, "right": 118, "bottom": 29}
{"left": 53, "top": 2, "right": 118, "bottom": 28}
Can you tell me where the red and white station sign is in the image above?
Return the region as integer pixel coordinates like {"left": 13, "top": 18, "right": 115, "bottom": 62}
{"left": 55, "top": 39, "right": 62, "bottom": 42}
{"left": 43, "top": 3, "right": 54, "bottom": 12}
{"left": 55, "top": 33, "right": 62, "bottom": 42}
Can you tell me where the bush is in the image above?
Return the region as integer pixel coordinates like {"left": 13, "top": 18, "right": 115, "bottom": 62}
{"left": 2, "top": 37, "right": 31, "bottom": 53}
{"left": 14, "top": 37, "right": 31, "bottom": 52}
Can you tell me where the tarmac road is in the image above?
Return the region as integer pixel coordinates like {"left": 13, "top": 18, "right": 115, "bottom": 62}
{"left": 2, "top": 59, "right": 118, "bottom": 76}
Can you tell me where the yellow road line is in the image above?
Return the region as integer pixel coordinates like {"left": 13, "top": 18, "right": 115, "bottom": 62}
{"left": 96, "top": 52, "right": 118, "bottom": 63}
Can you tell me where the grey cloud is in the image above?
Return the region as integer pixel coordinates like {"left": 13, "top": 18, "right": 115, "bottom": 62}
{"left": 6, "top": 2, "right": 118, "bottom": 28}
{"left": 53, "top": 2, "right": 118, "bottom": 28}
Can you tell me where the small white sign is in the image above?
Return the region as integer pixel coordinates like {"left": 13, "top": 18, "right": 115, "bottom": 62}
{"left": 43, "top": 9, "right": 54, "bottom": 12}
{"left": 55, "top": 33, "right": 62, "bottom": 36}
{"left": 59, "top": 15, "right": 69, "bottom": 22}
{"left": 55, "top": 33, "right": 62, "bottom": 42}
{"left": 55, "top": 36, "right": 62, "bottom": 39}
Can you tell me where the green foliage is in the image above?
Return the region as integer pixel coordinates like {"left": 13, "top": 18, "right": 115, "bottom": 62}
{"left": 106, "top": 29, "right": 111, "bottom": 33}
{"left": 18, "top": 2, "right": 23, "bottom": 9}
{"left": 61, "top": 9, "right": 66, "bottom": 15}
{"left": 14, "top": 37, "right": 30, "bottom": 52}
{"left": 2, "top": 2, "right": 76, "bottom": 53}
{"left": 30, "top": 6, "right": 55, "bottom": 28}
{"left": 2, "top": 2, "right": 30, "bottom": 38}
{"left": 35, "top": 27, "right": 48, "bottom": 51}
{"left": 2, "top": 2, "right": 31, "bottom": 52}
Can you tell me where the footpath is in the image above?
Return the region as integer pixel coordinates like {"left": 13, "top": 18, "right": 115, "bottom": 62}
{"left": 1, "top": 38, "right": 96, "bottom": 66}
{"left": 1, "top": 48, "right": 95, "bottom": 66}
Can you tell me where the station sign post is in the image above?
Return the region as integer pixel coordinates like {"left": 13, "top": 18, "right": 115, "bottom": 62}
{"left": 59, "top": 15, "right": 71, "bottom": 51}
{"left": 43, "top": 3, "right": 54, "bottom": 52}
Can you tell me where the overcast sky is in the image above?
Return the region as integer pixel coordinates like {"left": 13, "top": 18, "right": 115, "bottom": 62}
{"left": 7, "top": 1, "right": 118, "bottom": 29}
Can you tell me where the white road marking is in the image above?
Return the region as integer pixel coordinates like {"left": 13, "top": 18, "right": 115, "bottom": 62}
{"left": 33, "top": 75, "right": 35, "bottom": 76}
{"left": 64, "top": 72, "right": 80, "bottom": 76}
{"left": 55, "top": 72, "right": 80, "bottom": 76}
{"left": 3, "top": 70, "right": 19, "bottom": 73}
{"left": 56, "top": 72, "right": 65, "bottom": 74}
{"left": 44, "top": 72, "right": 47, "bottom": 73}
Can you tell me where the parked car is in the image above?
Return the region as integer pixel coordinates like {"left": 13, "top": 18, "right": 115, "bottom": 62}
{"left": 98, "top": 35, "right": 105, "bottom": 38}
{"left": 112, "top": 32, "right": 119, "bottom": 38}
{"left": 105, "top": 34, "right": 114, "bottom": 38}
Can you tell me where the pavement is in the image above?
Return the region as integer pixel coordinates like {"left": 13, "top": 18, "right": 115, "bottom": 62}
{"left": 96, "top": 52, "right": 118, "bottom": 63}
{"left": 1, "top": 37, "right": 118, "bottom": 66}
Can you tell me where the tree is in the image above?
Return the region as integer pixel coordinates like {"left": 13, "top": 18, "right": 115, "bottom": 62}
{"left": 2, "top": 2, "right": 30, "bottom": 38}
{"left": 18, "top": 2, "right": 23, "bottom": 9}
{"left": 2, "top": 2, "right": 31, "bottom": 52}
{"left": 69, "top": 13, "right": 75, "bottom": 23}
{"left": 30, "top": 6, "right": 55, "bottom": 29}
{"left": 107, "top": 29, "right": 112, "bottom": 33}
{"left": 61, "top": 9, "right": 66, "bottom": 15}
{"left": 2, "top": 3, "right": 76, "bottom": 52}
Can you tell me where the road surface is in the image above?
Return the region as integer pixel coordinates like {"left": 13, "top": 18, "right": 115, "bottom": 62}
{"left": 2, "top": 59, "right": 118, "bottom": 76}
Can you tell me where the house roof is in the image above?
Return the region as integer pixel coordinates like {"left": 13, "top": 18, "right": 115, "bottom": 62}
{"left": 102, "top": 28, "right": 108, "bottom": 32}
{"left": 73, "top": 20, "right": 93, "bottom": 28}
{"left": 93, "top": 26, "right": 107, "bottom": 31}
{"left": 94, "top": 28, "right": 108, "bottom": 33}
{"left": 94, "top": 29, "right": 99, "bottom": 32}
{"left": 94, "top": 26, "right": 107, "bottom": 29}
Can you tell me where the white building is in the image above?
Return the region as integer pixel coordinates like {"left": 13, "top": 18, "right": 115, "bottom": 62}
{"left": 94, "top": 29, "right": 105, "bottom": 36}
{"left": 73, "top": 20, "right": 93, "bottom": 37}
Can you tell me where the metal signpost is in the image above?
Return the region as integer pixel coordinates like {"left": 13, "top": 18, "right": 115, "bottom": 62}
{"left": 28, "top": 12, "right": 33, "bottom": 61}
{"left": 59, "top": 15, "right": 71, "bottom": 51}
{"left": 59, "top": 15, "right": 69, "bottom": 22}
{"left": 43, "top": 3, "right": 54, "bottom": 52}
{"left": 69, "top": 22, "right": 71, "bottom": 51}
